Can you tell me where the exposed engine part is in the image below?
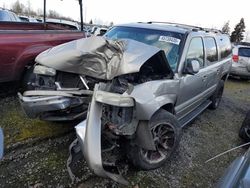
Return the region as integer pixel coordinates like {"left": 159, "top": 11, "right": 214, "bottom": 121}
{"left": 79, "top": 75, "right": 89, "bottom": 90}
{"left": 55, "top": 82, "right": 62, "bottom": 89}
{"left": 101, "top": 104, "right": 137, "bottom": 135}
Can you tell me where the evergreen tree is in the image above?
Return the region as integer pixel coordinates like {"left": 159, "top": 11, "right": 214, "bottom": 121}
{"left": 231, "top": 18, "right": 246, "bottom": 43}
{"left": 89, "top": 19, "right": 93, "bottom": 24}
{"left": 221, "top": 21, "right": 230, "bottom": 35}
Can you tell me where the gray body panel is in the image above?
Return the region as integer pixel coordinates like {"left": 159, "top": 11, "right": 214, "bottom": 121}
{"left": 217, "top": 147, "right": 250, "bottom": 188}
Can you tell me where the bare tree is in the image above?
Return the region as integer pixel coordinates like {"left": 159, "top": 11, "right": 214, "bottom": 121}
{"left": 11, "top": 0, "right": 25, "bottom": 14}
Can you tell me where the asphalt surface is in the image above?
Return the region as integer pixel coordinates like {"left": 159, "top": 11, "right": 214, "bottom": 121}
{"left": 0, "top": 78, "right": 249, "bottom": 188}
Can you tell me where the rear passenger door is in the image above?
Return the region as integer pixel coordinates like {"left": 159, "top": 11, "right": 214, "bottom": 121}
{"left": 202, "top": 37, "right": 220, "bottom": 94}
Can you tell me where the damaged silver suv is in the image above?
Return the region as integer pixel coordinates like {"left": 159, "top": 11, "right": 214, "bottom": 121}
{"left": 19, "top": 22, "right": 232, "bottom": 183}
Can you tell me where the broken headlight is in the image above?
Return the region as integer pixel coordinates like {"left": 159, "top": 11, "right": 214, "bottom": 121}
{"left": 33, "top": 65, "right": 56, "bottom": 76}
{"left": 95, "top": 90, "right": 134, "bottom": 107}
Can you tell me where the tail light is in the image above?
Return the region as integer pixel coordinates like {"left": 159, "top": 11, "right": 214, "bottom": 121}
{"left": 232, "top": 55, "right": 239, "bottom": 62}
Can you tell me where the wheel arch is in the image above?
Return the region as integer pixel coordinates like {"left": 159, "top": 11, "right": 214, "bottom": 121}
{"left": 221, "top": 73, "right": 228, "bottom": 82}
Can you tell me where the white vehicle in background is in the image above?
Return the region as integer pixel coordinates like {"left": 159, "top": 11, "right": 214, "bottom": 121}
{"left": 19, "top": 15, "right": 39, "bottom": 23}
{"left": 91, "top": 26, "right": 108, "bottom": 36}
{"left": 231, "top": 43, "right": 250, "bottom": 80}
{"left": 46, "top": 18, "right": 80, "bottom": 30}
{"left": 94, "top": 27, "right": 108, "bottom": 36}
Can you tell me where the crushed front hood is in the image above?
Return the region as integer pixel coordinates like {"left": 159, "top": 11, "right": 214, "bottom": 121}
{"left": 35, "top": 36, "right": 172, "bottom": 80}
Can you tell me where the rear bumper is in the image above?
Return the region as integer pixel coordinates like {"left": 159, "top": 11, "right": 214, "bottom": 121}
{"left": 230, "top": 64, "right": 250, "bottom": 77}
{"left": 18, "top": 90, "right": 91, "bottom": 121}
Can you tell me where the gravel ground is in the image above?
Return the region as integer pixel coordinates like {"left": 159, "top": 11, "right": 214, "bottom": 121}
{"left": 0, "top": 78, "right": 249, "bottom": 188}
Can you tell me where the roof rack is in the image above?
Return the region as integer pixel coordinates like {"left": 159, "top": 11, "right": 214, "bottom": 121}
{"left": 145, "top": 21, "right": 222, "bottom": 34}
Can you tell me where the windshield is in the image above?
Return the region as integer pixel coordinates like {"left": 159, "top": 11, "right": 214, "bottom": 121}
{"left": 105, "top": 26, "right": 184, "bottom": 71}
{"left": 0, "top": 11, "right": 11, "bottom": 21}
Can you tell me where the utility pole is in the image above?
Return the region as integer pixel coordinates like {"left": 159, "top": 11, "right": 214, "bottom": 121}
{"left": 43, "top": 0, "right": 46, "bottom": 23}
{"left": 79, "top": 0, "right": 83, "bottom": 31}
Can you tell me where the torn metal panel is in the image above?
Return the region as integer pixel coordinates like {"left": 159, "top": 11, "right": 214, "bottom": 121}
{"left": 135, "top": 121, "right": 156, "bottom": 151}
{"left": 75, "top": 84, "right": 128, "bottom": 185}
{"left": 35, "top": 36, "right": 171, "bottom": 80}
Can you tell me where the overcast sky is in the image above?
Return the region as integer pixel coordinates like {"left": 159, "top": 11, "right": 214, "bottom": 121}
{"left": 1, "top": 0, "right": 250, "bottom": 33}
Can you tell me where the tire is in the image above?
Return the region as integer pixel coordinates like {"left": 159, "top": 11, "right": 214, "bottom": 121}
{"left": 209, "top": 80, "right": 224, "bottom": 110}
{"left": 239, "top": 111, "right": 250, "bottom": 142}
{"left": 128, "top": 110, "right": 181, "bottom": 170}
{"left": 240, "top": 77, "right": 250, "bottom": 81}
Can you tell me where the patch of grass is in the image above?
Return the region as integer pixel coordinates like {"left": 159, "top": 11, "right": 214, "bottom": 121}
{"left": 0, "top": 97, "right": 73, "bottom": 146}
{"left": 225, "top": 79, "right": 250, "bottom": 91}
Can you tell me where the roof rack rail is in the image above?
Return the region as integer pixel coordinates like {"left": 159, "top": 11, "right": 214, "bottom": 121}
{"left": 145, "top": 21, "right": 222, "bottom": 34}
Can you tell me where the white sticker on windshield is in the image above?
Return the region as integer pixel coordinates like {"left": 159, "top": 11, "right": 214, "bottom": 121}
{"left": 159, "top": 36, "right": 181, "bottom": 45}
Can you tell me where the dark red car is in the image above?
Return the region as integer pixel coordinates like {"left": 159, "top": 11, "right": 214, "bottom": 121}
{"left": 0, "top": 21, "right": 85, "bottom": 83}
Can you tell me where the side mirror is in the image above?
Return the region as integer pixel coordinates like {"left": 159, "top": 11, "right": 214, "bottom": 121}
{"left": 0, "top": 128, "right": 3, "bottom": 159}
{"left": 185, "top": 60, "right": 200, "bottom": 74}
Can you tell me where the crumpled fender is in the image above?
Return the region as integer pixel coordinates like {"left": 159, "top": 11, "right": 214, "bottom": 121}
{"left": 129, "top": 80, "right": 178, "bottom": 120}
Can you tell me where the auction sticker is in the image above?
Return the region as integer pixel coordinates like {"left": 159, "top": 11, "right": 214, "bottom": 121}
{"left": 159, "top": 36, "right": 181, "bottom": 45}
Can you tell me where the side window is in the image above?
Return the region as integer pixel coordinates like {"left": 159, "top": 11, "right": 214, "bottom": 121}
{"left": 204, "top": 37, "right": 218, "bottom": 65}
{"left": 218, "top": 36, "right": 232, "bottom": 59}
{"left": 186, "top": 37, "right": 204, "bottom": 68}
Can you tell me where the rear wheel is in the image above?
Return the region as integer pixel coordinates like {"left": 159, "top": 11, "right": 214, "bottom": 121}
{"left": 209, "top": 80, "right": 224, "bottom": 110}
{"left": 240, "top": 77, "right": 250, "bottom": 81}
{"left": 128, "top": 110, "right": 181, "bottom": 170}
{"left": 239, "top": 111, "right": 250, "bottom": 142}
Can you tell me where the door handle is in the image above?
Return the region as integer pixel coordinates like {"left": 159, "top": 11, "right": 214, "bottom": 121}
{"left": 202, "top": 75, "right": 207, "bottom": 82}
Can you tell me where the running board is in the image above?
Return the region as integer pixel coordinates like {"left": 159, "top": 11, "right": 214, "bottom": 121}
{"left": 179, "top": 100, "right": 212, "bottom": 128}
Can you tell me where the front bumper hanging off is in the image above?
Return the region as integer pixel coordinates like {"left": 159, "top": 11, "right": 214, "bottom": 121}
{"left": 75, "top": 84, "right": 134, "bottom": 185}
{"left": 18, "top": 90, "right": 92, "bottom": 121}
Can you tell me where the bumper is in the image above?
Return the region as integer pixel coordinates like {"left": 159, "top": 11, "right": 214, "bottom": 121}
{"left": 230, "top": 64, "right": 250, "bottom": 78}
{"left": 75, "top": 84, "right": 133, "bottom": 184}
{"left": 18, "top": 90, "right": 91, "bottom": 121}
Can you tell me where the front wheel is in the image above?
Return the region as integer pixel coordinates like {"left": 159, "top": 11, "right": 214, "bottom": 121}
{"left": 209, "top": 80, "right": 224, "bottom": 110}
{"left": 128, "top": 110, "right": 181, "bottom": 170}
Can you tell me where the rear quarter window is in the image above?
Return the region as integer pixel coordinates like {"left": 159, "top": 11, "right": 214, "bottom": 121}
{"left": 218, "top": 36, "right": 232, "bottom": 59}
{"left": 238, "top": 47, "right": 250, "bottom": 57}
